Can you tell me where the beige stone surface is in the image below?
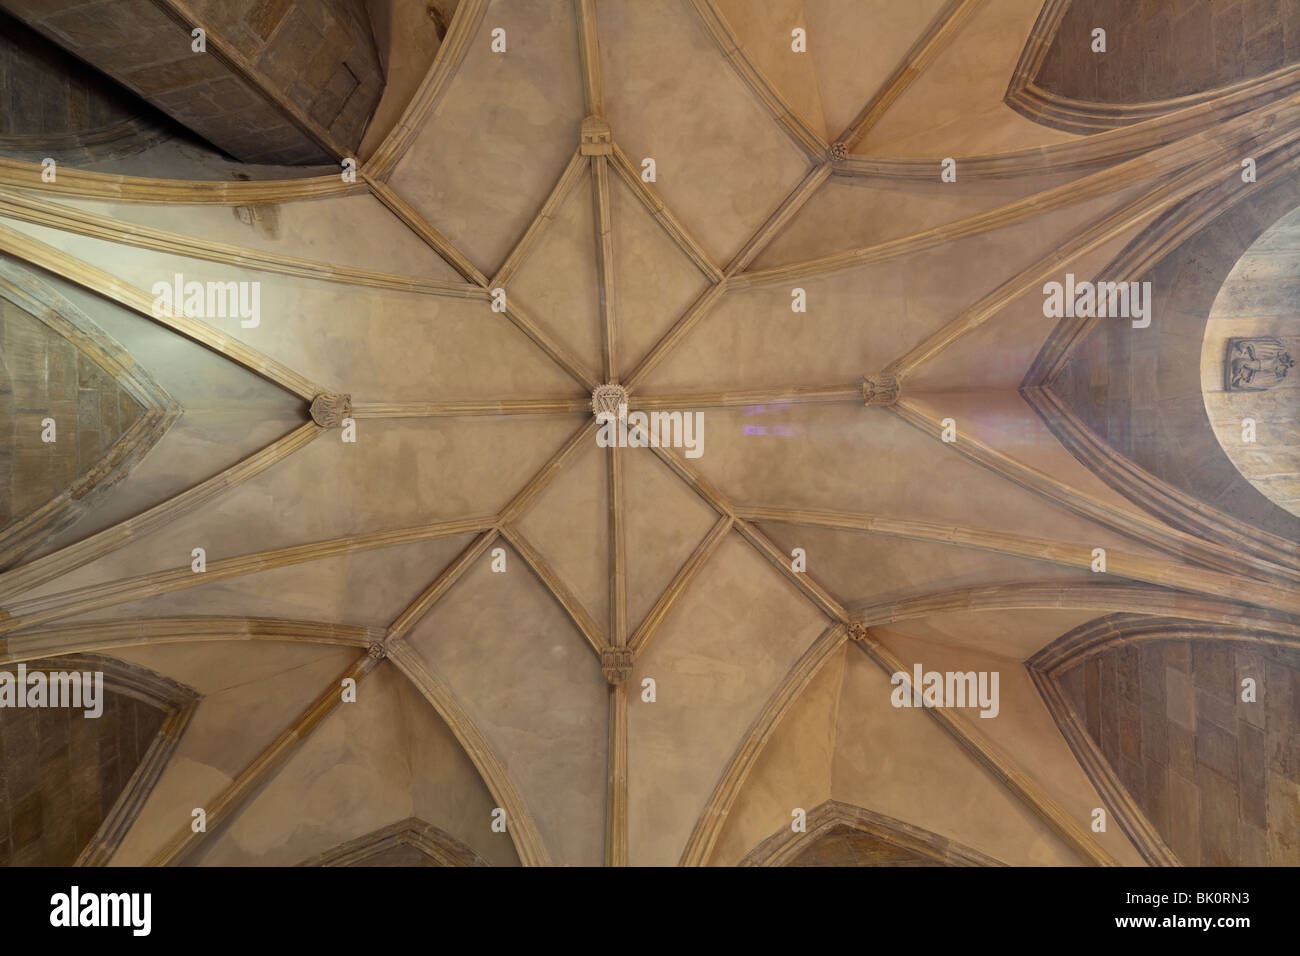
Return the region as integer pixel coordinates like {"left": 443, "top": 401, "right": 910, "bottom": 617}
{"left": 611, "top": 172, "right": 711, "bottom": 377}
{"left": 708, "top": 644, "right": 844, "bottom": 865}
{"left": 390, "top": 0, "right": 587, "bottom": 275}
{"left": 66, "top": 535, "right": 484, "bottom": 628}
{"left": 26, "top": 414, "right": 579, "bottom": 599}
{"left": 628, "top": 534, "right": 826, "bottom": 865}
{"left": 108, "top": 640, "right": 361, "bottom": 865}
{"left": 515, "top": 439, "right": 611, "bottom": 631}
{"left": 830, "top": 647, "right": 1082, "bottom": 865}
{"left": 876, "top": 627, "right": 1146, "bottom": 864}
{"left": 405, "top": 548, "right": 608, "bottom": 866}
{"left": 859, "top": 0, "right": 1077, "bottom": 157}
{"left": 360, "top": 0, "right": 457, "bottom": 161}
{"left": 622, "top": 448, "right": 719, "bottom": 630}
{"left": 195, "top": 663, "right": 517, "bottom": 866}
{"left": 509, "top": 166, "right": 604, "bottom": 372}
{"left": 597, "top": 0, "right": 809, "bottom": 263}
{"left": 55, "top": 192, "right": 463, "bottom": 282}
{"left": 1, "top": 0, "right": 1290, "bottom": 868}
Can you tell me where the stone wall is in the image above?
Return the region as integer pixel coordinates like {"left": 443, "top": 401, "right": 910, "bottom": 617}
{"left": 1058, "top": 637, "right": 1300, "bottom": 865}
{"left": 0, "top": 8, "right": 170, "bottom": 162}
{"left": 1201, "top": 206, "right": 1300, "bottom": 517}
{"left": 0, "top": 0, "right": 384, "bottom": 164}
{"left": 0, "top": 297, "right": 143, "bottom": 534}
{"left": 1050, "top": 173, "right": 1300, "bottom": 543}
{"left": 788, "top": 825, "right": 935, "bottom": 866}
{"left": 1036, "top": 0, "right": 1300, "bottom": 104}
{"left": 0, "top": 670, "right": 165, "bottom": 866}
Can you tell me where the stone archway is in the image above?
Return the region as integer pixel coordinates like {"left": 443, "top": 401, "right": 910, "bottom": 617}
{"left": 1202, "top": 206, "right": 1300, "bottom": 517}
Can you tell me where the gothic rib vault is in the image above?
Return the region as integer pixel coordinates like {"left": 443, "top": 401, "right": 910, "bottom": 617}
{"left": 0, "top": 0, "right": 1297, "bottom": 867}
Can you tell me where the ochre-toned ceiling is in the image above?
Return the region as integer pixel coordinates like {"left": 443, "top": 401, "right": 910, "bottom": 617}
{"left": 0, "top": 0, "right": 1297, "bottom": 868}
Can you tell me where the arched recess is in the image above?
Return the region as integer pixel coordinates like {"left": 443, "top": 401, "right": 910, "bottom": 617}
{"left": 1005, "top": 0, "right": 1300, "bottom": 134}
{"left": 0, "top": 652, "right": 198, "bottom": 866}
{"left": 0, "top": 626, "right": 543, "bottom": 868}
{"left": 139, "top": 649, "right": 525, "bottom": 869}
{"left": 741, "top": 800, "right": 1003, "bottom": 867}
{"left": 296, "top": 817, "right": 488, "bottom": 867}
{"left": 690, "top": 618, "right": 1150, "bottom": 868}
{"left": 0, "top": 8, "right": 172, "bottom": 165}
{"left": 1200, "top": 210, "right": 1300, "bottom": 517}
{"left": 1029, "top": 614, "right": 1300, "bottom": 866}
{"left": 0, "top": 258, "right": 179, "bottom": 570}
{"left": 1023, "top": 140, "right": 1300, "bottom": 575}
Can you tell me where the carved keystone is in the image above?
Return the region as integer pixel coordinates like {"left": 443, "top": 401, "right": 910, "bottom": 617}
{"left": 846, "top": 622, "right": 868, "bottom": 642}
{"left": 592, "top": 383, "right": 628, "bottom": 419}
{"left": 829, "top": 142, "right": 850, "bottom": 163}
{"left": 580, "top": 116, "right": 613, "bottom": 156}
{"left": 310, "top": 393, "right": 352, "bottom": 427}
{"left": 1226, "top": 337, "right": 1294, "bottom": 391}
{"left": 367, "top": 641, "right": 387, "bottom": 661}
{"left": 601, "top": 646, "right": 633, "bottom": 684}
{"left": 862, "top": 374, "right": 899, "bottom": 407}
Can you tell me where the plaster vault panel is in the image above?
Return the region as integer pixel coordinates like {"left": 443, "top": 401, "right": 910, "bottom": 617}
{"left": 0, "top": 0, "right": 1296, "bottom": 872}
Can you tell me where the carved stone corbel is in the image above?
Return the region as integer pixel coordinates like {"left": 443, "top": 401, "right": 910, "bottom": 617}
{"left": 580, "top": 116, "right": 613, "bottom": 156}
{"left": 601, "top": 646, "right": 633, "bottom": 685}
{"left": 591, "top": 383, "right": 628, "bottom": 419}
{"left": 310, "top": 393, "right": 352, "bottom": 427}
{"left": 1226, "top": 337, "right": 1294, "bottom": 391}
{"left": 862, "top": 374, "right": 899, "bottom": 406}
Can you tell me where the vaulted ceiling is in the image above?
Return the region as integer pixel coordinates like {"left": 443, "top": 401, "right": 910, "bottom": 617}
{"left": 0, "top": 0, "right": 1297, "bottom": 868}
